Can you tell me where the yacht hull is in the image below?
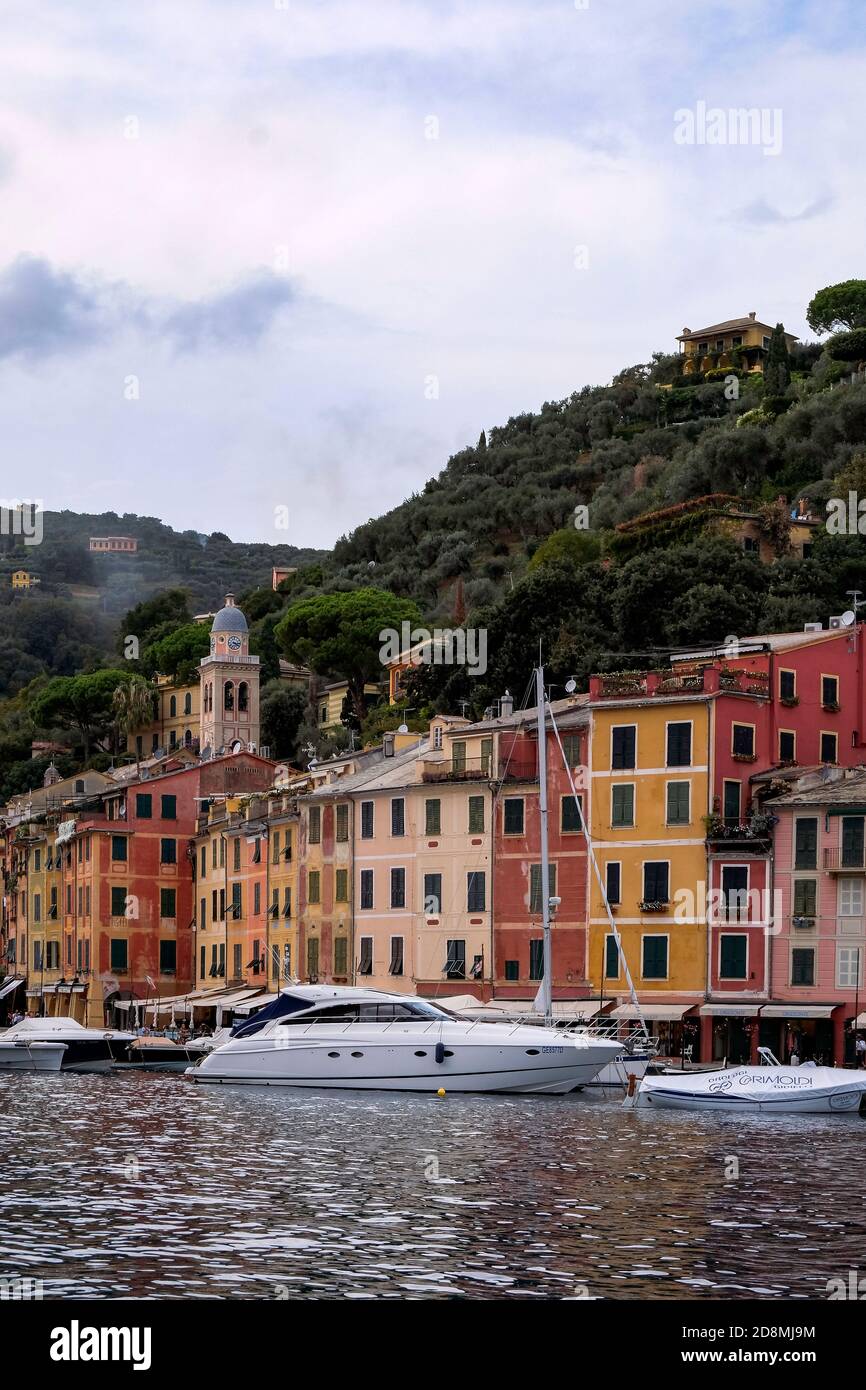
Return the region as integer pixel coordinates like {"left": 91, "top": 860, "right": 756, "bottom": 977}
{"left": 0, "top": 1041, "right": 66, "bottom": 1073}
{"left": 636, "top": 1065, "right": 866, "bottom": 1114}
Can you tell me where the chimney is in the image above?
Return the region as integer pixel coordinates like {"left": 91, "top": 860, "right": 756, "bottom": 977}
{"left": 500, "top": 689, "right": 514, "bottom": 718}
{"left": 382, "top": 732, "right": 395, "bottom": 758}
{"left": 748, "top": 311, "right": 756, "bottom": 320}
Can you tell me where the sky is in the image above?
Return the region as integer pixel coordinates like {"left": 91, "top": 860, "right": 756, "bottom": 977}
{"left": 0, "top": 0, "right": 862, "bottom": 547}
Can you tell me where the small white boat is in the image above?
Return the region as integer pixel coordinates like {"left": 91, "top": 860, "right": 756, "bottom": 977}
{"left": 115, "top": 1032, "right": 224, "bottom": 1073}
{"left": 633, "top": 1048, "right": 866, "bottom": 1115}
{"left": 186, "top": 986, "right": 623, "bottom": 1094}
{"left": 0, "top": 1017, "right": 135, "bottom": 1073}
{"left": 0, "top": 1039, "right": 67, "bottom": 1072}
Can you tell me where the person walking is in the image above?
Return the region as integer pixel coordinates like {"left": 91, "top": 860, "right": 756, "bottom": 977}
{"left": 855, "top": 1034, "right": 866, "bottom": 1069}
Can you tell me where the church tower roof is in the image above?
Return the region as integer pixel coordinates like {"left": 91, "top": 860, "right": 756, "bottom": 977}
{"left": 211, "top": 593, "right": 248, "bottom": 635}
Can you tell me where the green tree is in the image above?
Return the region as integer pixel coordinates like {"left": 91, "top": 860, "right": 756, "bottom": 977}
{"left": 827, "top": 329, "right": 866, "bottom": 365}
{"left": 141, "top": 622, "right": 210, "bottom": 682}
{"left": 807, "top": 280, "right": 866, "bottom": 335}
{"left": 112, "top": 676, "right": 157, "bottom": 766}
{"left": 260, "top": 682, "right": 308, "bottom": 760}
{"left": 120, "top": 589, "right": 192, "bottom": 656}
{"left": 528, "top": 527, "right": 602, "bottom": 571}
{"left": 31, "top": 670, "right": 132, "bottom": 758}
{"left": 274, "top": 587, "right": 421, "bottom": 719}
{"left": 762, "top": 324, "right": 791, "bottom": 396}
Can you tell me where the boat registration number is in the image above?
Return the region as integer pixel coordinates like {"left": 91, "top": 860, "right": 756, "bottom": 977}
{"left": 541, "top": 1046, "right": 564, "bottom": 1054}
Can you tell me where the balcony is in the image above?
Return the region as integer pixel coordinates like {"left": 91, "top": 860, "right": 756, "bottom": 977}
{"left": 590, "top": 667, "right": 770, "bottom": 701}
{"left": 823, "top": 847, "right": 866, "bottom": 872}
{"left": 421, "top": 756, "right": 538, "bottom": 784}
{"left": 705, "top": 813, "right": 774, "bottom": 850}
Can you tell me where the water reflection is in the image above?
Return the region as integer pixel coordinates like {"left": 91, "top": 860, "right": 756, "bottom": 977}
{"left": 0, "top": 1074, "right": 863, "bottom": 1300}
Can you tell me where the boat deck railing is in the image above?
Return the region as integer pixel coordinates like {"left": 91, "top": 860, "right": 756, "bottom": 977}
{"left": 270, "top": 1015, "right": 657, "bottom": 1049}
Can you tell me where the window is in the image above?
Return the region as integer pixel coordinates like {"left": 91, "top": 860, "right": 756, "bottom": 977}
{"left": 732, "top": 724, "right": 755, "bottom": 758}
{"left": 723, "top": 780, "right": 741, "bottom": 824}
{"left": 837, "top": 947, "right": 862, "bottom": 989}
{"left": 611, "top": 725, "right": 636, "bottom": 770}
{"left": 794, "top": 818, "right": 818, "bottom": 869}
{"left": 230, "top": 944, "right": 242, "bottom": 980}
{"left": 253, "top": 883, "right": 261, "bottom": 916}
{"left": 389, "top": 798, "right": 405, "bottom": 838}
{"left": 34, "top": 848, "right": 41, "bottom": 872}
{"left": 334, "top": 937, "right": 348, "bottom": 977}
{"left": 642, "top": 936, "right": 668, "bottom": 980}
{"left": 791, "top": 948, "right": 815, "bottom": 986}
{"left": 779, "top": 669, "right": 796, "bottom": 701}
{"left": 271, "top": 831, "right": 280, "bottom": 864}
{"left": 335, "top": 868, "right": 348, "bottom": 903}
{"left": 110, "top": 939, "right": 128, "bottom": 972}
{"left": 666, "top": 722, "right": 692, "bottom": 767}
{"left": 468, "top": 796, "right": 485, "bottom": 834}
{"left": 160, "top": 794, "right": 177, "bottom": 821}
{"left": 793, "top": 879, "right": 817, "bottom": 919}
{"left": 841, "top": 816, "right": 865, "bottom": 869}
{"left": 200, "top": 945, "right": 206, "bottom": 980}
{"left": 445, "top": 939, "right": 466, "bottom": 979}
{"left": 336, "top": 804, "right": 349, "bottom": 841}
{"left": 219, "top": 888, "right": 226, "bottom": 920}
{"left": 424, "top": 873, "right": 442, "bottom": 914}
{"left": 467, "top": 871, "right": 486, "bottom": 912}
{"left": 136, "top": 793, "right": 152, "bottom": 818}
{"left": 561, "top": 732, "right": 581, "bottom": 767}
{"left": 232, "top": 838, "right": 241, "bottom": 873}
{"left": 821, "top": 731, "right": 838, "bottom": 764}
{"left": 822, "top": 675, "right": 839, "bottom": 709}
{"left": 308, "top": 870, "right": 321, "bottom": 905}
{"left": 200, "top": 846, "right": 207, "bottom": 878}
{"left": 743, "top": 536, "right": 759, "bottom": 556}
{"left": 212, "top": 839, "right": 217, "bottom": 869}
{"left": 360, "top": 870, "right": 374, "bottom": 910}
{"left": 361, "top": 801, "right": 374, "bottom": 839}
{"left": 779, "top": 730, "right": 795, "bottom": 762}
{"left": 666, "top": 782, "right": 690, "bottom": 826}
{"left": 605, "top": 862, "right": 621, "bottom": 906}
{"left": 529, "top": 863, "right": 557, "bottom": 914}
{"left": 111, "top": 835, "right": 127, "bottom": 862}
{"left": 503, "top": 798, "right": 524, "bottom": 835}
{"left": 604, "top": 934, "right": 620, "bottom": 980}
{"left": 425, "top": 799, "right": 441, "bottom": 835}
{"left": 611, "top": 784, "right": 634, "bottom": 827}
{"left": 529, "top": 939, "right": 544, "bottom": 981}
{"left": 451, "top": 741, "right": 466, "bottom": 774}
{"left": 642, "top": 862, "right": 669, "bottom": 904}
{"left": 231, "top": 883, "right": 242, "bottom": 919}
{"left": 34, "top": 940, "right": 43, "bottom": 971}
{"left": 110, "top": 886, "right": 128, "bottom": 918}
{"left": 307, "top": 938, "right": 320, "bottom": 979}
{"left": 480, "top": 737, "right": 493, "bottom": 776}
{"left": 721, "top": 865, "right": 748, "bottom": 921}
{"left": 359, "top": 937, "right": 373, "bottom": 975}
{"left": 389, "top": 937, "right": 404, "bottom": 976}
{"left": 838, "top": 877, "right": 864, "bottom": 923}
{"left": 200, "top": 897, "right": 206, "bottom": 929}
{"left": 390, "top": 867, "right": 406, "bottom": 909}
{"left": 720, "top": 935, "right": 747, "bottom": 979}
{"left": 184, "top": 692, "right": 192, "bottom": 715}
{"left": 160, "top": 940, "right": 176, "bottom": 975}
{"left": 309, "top": 806, "right": 321, "bottom": 844}
{"left": 561, "top": 794, "right": 583, "bottom": 833}
{"left": 283, "top": 887, "right": 291, "bottom": 918}
{"left": 160, "top": 888, "right": 176, "bottom": 919}
{"left": 504, "top": 960, "right": 519, "bottom": 982}
{"left": 169, "top": 695, "right": 177, "bottom": 717}
{"left": 160, "top": 838, "right": 177, "bottom": 865}
{"left": 433, "top": 725, "right": 443, "bottom": 750}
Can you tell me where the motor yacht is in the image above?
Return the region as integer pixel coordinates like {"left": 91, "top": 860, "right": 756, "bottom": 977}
{"left": 185, "top": 986, "right": 623, "bottom": 1094}
{"left": 0, "top": 1038, "right": 66, "bottom": 1072}
{"left": 632, "top": 1048, "right": 866, "bottom": 1114}
{"left": 0, "top": 1017, "right": 135, "bottom": 1073}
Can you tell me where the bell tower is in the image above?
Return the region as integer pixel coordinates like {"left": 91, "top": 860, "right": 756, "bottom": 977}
{"left": 198, "top": 593, "right": 261, "bottom": 755}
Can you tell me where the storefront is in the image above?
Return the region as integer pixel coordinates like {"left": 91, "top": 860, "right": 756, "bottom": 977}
{"left": 700, "top": 1002, "right": 762, "bottom": 1064}
{"left": 758, "top": 1004, "right": 838, "bottom": 1065}
{"left": 611, "top": 1003, "right": 700, "bottom": 1061}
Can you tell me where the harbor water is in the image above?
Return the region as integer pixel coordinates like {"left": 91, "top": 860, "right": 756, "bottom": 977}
{"left": 1, "top": 1073, "right": 863, "bottom": 1300}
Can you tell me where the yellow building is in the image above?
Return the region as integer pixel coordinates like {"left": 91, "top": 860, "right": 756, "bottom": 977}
{"left": 316, "top": 681, "right": 380, "bottom": 732}
{"left": 677, "top": 312, "right": 797, "bottom": 376}
{"left": 11, "top": 569, "right": 40, "bottom": 590}
{"left": 587, "top": 675, "right": 712, "bottom": 1048}
{"left": 128, "top": 678, "right": 199, "bottom": 759}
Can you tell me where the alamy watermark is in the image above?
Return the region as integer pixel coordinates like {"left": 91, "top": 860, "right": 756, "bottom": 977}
{"left": 379, "top": 621, "right": 487, "bottom": 676}
{"left": 826, "top": 492, "right": 866, "bottom": 535}
{"left": 674, "top": 101, "right": 783, "bottom": 157}
{"left": 1, "top": 499, "right": 43, "bottom": 545}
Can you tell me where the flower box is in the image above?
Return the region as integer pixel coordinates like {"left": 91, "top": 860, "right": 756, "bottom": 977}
{"left": 732, "top": 752, "right": 757, "bottom": 762}
{"left": 638, "top": 900, "right": 669, "bottom": 913}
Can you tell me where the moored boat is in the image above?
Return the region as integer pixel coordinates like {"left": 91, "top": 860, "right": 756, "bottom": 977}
{"left": 633, "top": 1048, "right": 866, "bottom": 1114}
{"left": 0, "top": 1017, "right": 134, "bottom": 1073}
{"left": 0, "top": 1039, "right": 67, "bottom": 1072}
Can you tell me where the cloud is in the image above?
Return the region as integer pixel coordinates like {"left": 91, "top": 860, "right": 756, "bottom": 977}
{"left": 162, "top": 273, "right": 297, "bottom": 351}
{"left": 0, "top": 256, "right": 107, "bottom": 359}
{"left": 732, "top": 194, "right": 836, "bottom": 225}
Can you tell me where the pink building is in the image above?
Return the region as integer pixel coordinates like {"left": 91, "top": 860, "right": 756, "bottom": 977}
{"left": 761, "top": 767, "right": 866, "bottom": 1065}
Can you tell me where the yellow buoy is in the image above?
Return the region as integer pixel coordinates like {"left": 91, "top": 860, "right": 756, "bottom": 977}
{"left": 437, "top": 1087, "right": 446, "bottom": 1097}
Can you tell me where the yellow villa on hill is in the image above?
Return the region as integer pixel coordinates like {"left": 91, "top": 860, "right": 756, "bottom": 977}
{"left": 587, "top": 673, "right": 713, "bottom": 1054}
{"left": 677, "top": 311, "right": 797, "bottom": 376}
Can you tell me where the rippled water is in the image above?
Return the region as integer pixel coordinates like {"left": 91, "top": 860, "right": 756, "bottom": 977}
{"left": 0, "top": 1073, "right": 864, "bottom": 1300}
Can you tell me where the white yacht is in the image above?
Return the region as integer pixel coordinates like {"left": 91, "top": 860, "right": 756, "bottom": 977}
{"left": 0, "top": 1037, "right": 66, "bottom": 1072}
{"left": 0, "top": 1017, "right": 135, "bottom": 1073}
{"left": 632, "top": 1048, "right": 866, "bottom": 1115}
{"left": 186, "top": 986, "right": 623, "bottom": 1094}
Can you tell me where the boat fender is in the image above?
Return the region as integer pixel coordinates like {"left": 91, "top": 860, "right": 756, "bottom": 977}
{"left": 435, "top": 1042, "right": 446, "bottom": 1064}
{"left": 626, "top": 1072, "right": 637, "bottom": 1098}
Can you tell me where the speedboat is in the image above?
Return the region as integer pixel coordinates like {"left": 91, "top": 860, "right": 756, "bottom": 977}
{"left": 633, "top": 1048, "right": 866, "bottom": 1115}
{"left": 0, "top": 1038, "right": 66, "bottom": 1072}
{"left": 0, "top": 1017, "right": 135, "bottom": 1073}
{"left": 115, "top": 1032, "right": 224, "bottom": 1073}
{"left": 185, "top": 986, "right": 623, "bottom": 1094}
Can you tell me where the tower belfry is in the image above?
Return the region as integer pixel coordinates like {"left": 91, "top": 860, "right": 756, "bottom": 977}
{"left": 198, "top": 593, "right": 260, "bottom": 754}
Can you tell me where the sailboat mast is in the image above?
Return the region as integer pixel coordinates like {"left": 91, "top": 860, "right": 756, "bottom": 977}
{"left": 536, "top": 664, "right": 553, "bottom": 1025}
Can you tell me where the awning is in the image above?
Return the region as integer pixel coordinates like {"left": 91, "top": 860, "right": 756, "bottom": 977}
{"left": 700, "top": 1003, "right": 762, "bottom": 1017}
{"left": 479, "top": 999, "right": 607, "bottom": 1021}
{"left": 233, "top": 992, "right": 278, "bottom": 1016}
{"left": 0, "top": 976, "right": 25, "bottom": 1000}
{"left": 612, "top": 1003, "right": 695, "bottom": 1022}
{"left": 854, "top": 1013, "right": 866, "bottom": 1029}
{"left": 215, "top": 988, "right": 265, "bottom": 1021}
{"left": 760, "top": 1004, "right": 839, "bottom": 1020}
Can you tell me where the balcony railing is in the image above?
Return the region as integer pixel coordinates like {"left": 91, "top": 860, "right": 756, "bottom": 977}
{"left": 421, "top": 757, "right": 538, "bottom": 784}
{"left": 591, "top": 667, "right": 770, "bottom": 701}
{"left": 705, "top": 813, "right": 775, "bottom": 846}
{"left": 823, "top": 846, "right": 866, "bottom": 872}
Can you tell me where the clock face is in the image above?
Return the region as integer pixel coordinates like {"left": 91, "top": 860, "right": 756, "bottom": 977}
{"left": 227, "top": 635, "right": 242, "bottom": 651}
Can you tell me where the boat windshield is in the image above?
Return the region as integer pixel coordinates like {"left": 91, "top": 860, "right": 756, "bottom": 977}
{"left": 279, "top": 999, "right": 461, "bottom": 1025}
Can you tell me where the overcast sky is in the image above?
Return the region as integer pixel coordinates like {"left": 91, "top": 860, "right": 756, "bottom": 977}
{"left": 0, "top": 0, "right": 862, "bottom": 546}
